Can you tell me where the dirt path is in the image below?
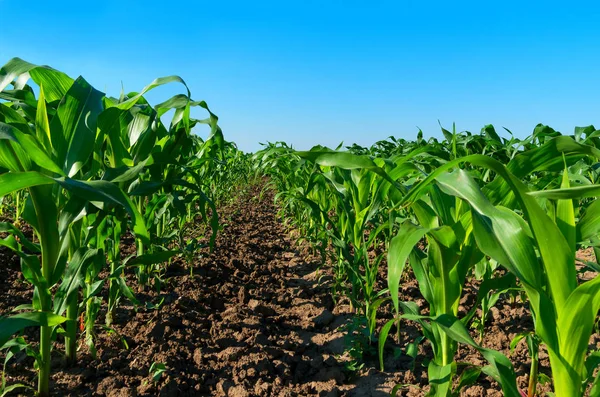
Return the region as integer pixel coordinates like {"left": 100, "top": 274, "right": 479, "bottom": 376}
{"left": 0, "top": 183, "right": 401, "bottom": 396}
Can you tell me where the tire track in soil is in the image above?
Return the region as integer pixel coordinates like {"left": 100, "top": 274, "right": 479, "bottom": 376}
{"left": 0, "top": 183, "right": 400, "bottom": 396}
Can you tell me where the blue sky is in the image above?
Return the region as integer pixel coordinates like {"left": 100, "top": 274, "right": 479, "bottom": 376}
{"left": 1, "top": 0, "right": 599, "bottom": 152}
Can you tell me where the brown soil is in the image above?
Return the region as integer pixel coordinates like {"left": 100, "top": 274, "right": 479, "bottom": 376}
{"left": 0, "top": 184, "right": 598, "bottom": 396}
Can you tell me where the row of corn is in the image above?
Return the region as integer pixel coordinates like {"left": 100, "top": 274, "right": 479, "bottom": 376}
{"left": 0, "top": 58, "right": 251, "bottom": 396}
{"left": 254, "top": 125, "right": 600, "bottom": 396}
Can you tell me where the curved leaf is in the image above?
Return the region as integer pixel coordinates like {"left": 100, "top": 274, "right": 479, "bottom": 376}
{"left": 0, "top": 312, "right": 66, "bottom": 348}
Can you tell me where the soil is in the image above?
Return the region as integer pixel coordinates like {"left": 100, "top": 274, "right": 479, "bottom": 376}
{"left": 0, "top": 183, "right": 598, "bottom": 396}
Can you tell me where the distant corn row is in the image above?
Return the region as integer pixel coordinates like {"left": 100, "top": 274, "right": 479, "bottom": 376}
{"left": 254, "top": 125, "right": 600, "bottom": 396}
{"left": 0, "top": 58, "right": 250, "bottom": 396}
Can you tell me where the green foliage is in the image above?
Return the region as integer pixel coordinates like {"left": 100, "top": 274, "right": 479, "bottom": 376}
{"left": 149, "top": 362, "right": 167, "bottom": 382}
{"left": 257, "top": 123, "right": 600, "bottom": 396}
{"left": 4, "top": 54, "right": 600, "bottom": 396}
{"left": 0, "top": 57, "right": 247, "bottom": 396}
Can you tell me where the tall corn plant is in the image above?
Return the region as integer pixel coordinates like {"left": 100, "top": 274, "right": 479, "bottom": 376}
{"left": 396, "top": 137, "right": 600, "bottom": 396}
{"left": 383, "top": 190, "right": 485, "bottom": 396}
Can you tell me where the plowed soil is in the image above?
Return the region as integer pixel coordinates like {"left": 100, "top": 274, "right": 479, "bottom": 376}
{"left": 0, "top": 183, "right": 597, "bottom": 396}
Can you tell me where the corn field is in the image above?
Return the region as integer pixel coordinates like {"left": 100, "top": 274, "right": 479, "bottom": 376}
{"left": 2, "top": 57, "right": 600, "bottom": 396}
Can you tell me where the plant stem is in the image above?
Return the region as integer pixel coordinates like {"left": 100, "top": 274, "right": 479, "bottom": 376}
{"left": 30, "top": 187, "right": 59, "bottom": 397}
{"left": 528, "top": 353, "right": 538, "bottom": 397}
{"left": 441, "top": 332, "right": 451, "bottom": 366}
{"left": 85, "top": 294, "right": 97, "bottom": 359}
{"left": 136, "top": 197, "right": 147, "bottom": 288}
{"left": 65, "top": 295, "right": 78, "bottom": 365}
{"left": 106, "top": 264, "right": 117, "bottom": 327}
{"left": 38, "top": 323, "right": 51, "bottom": 397}
{"left": 15, "top": 191, "right": 20, "bottom": 225}
{"left": 137, "top": 197, "right": 145, "bottom": 256}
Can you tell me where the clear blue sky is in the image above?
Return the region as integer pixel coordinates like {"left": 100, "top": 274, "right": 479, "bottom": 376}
{"left": 1, "top": 0, "right": 599, "bottom": 152}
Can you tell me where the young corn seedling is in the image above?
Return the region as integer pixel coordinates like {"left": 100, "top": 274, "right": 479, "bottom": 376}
{"left": 467, "top": 260, "right": 519, "bottom": 344}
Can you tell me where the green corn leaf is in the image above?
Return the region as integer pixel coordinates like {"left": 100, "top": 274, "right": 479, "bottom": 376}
{"left": 49, "top": 76, "right": 104, "bottom": 177}
{"left": 0, "top": 123, "right": 63, "bottom": 175}
{"left": 556, "top": 168, "right": 576, "bottom": 254}
{"left": 591, "top": 378, "right": 600, "bottom": 397}
{"left": 0, "top": 312, "right": 66, "bottom": 349}
{"left": 555, "top": 275, "right": 600, "bottom": 391}
{"left": 53, "top": 248, "right": 99, "bottom": 313}
{"left": 113, "top": 76, "right": 190, "bottom": 110}
{"left": 378, "top": 319, "right": 396, "bottom": 371}
{"left": 103, "top": 158, "right": 151, "bottom": 183}
{"left": 436, "top": 171, "right": 542, "bottom": 290}
{"left": 0, "top": 223, "right": 40, "bottom": 253}
{"left": 54, "top": 178, "right": 149, "bottom": 244}
{"left": 296, "top": 149, "right": 400, "bottom": 189}
{"left": 578, "top": 199, "right": 600, "bottom": 243}
{"left": 35, "top": 85, "right": 52, "bottom": 152}
{"left": 0, "top": 58, "right": 74, "bottom": 102}
{"left": 0, "top": 171, "right": 54, "bottom": 195}
{"left": 0, "top": 235, "right": 19, "bottom": 253}
{"left": 530, "top": 184, "right": 600, "bottom": 199}
{"left": 486, "top": 135, "right": 600, "bottom": 205}
{"left": 409, "top": 249, "right": 434, "bottom": 308}
{"left": 407, "top": 155, "right": 576, "bottom": 319}
{"left": 28, "top": 66, "right": 74, "bottom": 102}
{"left": 428, "top": 361, "right": 454, "bottom": 397}
{"left": 1, "top": 383, "right": 33, "bottom": 397}
{"left": 463, "top": 272, "right": 518, "bottom": 324}
{"left": 0, "top": 58, "right": 38, "bottom": 92}
{"left": 454, "top": 366, "right": 482, "bottom": 395}
{"left": 97, "top": 107, "right": 133, "bottom": 168}
{"left": 117, "top": 277, "right": 140, "bottom": 306}
{"left": 87, "top": 280, "right": 105, "bottom": 299}
{"left": 434, "top": 169, "right": 560, "bottom": 352}
{"left": 388, "top": 221, "right": 429, "bottom": 315}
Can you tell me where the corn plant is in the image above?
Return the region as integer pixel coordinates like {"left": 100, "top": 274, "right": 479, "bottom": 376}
{"left": 383, "top": 185, "right": 488, "bottom": 395}
{"left": 395, "top": 135, "right": 600, "bottom": 396}
{"left": 467, "top": 264, "right": 519, "bottom": 344}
